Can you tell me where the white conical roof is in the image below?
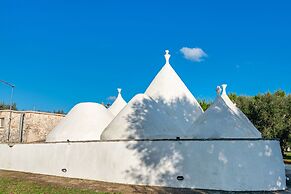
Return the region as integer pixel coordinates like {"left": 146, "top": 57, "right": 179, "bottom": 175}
{"left": 108, "top": 88, "right": 127, "bottom": 116}
{"left": 189, "top": 85, "right": 262, "bottom": 138}
{"left": 145, "top": 50, "right": 203, "bottom": 129}
{"left": 46, "top": 102, "right": 114, "bottom": 142}
{"left": 101, "top": 93, "right": 180, "bottom": 140}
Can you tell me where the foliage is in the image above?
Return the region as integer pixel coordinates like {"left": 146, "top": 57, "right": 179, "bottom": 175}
{"left": 53, "top": 110, "right": 65, "bottom": 114}
{"left": 285, "top": 152, "right": 291, "bottom": 160}
{"left": 101, "top": 102, "right": 111, "bottom": 108}
{"left": 197, "top": 99, "right": 211, "bottom": 111}
{"left": 0, "top": 102, "right": 17, "bottom": 110}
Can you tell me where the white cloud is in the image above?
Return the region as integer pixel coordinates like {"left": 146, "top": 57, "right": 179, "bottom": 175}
{"left": 180, "top": 47, "right": 207, "bottom": 62}
{"left": 107, "top": 96, "right": 116, "bottom": 101}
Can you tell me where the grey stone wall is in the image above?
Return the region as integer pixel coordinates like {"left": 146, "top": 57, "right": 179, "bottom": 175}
{"left": 0, "top": 110, "right": 64, "bottom": 143}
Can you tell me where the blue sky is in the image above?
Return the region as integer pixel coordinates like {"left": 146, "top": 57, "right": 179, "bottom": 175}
{"left": 0, "top": 0, "right": 290, "bottom": 112}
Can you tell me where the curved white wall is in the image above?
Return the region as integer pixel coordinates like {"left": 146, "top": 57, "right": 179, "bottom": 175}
{"left": 0, "top": 140, "right": 286, "bottom": 191}
{"left": 46, "top": 103, "right": 114, "bottom": 142}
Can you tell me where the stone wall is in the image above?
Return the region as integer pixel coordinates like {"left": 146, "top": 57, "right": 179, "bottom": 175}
{"left": 0, "top": 110, "right": 64, "bottom": 143}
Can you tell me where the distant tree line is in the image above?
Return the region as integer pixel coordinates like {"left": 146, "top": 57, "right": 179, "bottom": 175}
{"left": 0, "top": 102, "right": 17, "bottom": 110}
{"left": 101, "top": 102, "right": 111, "bottom": 109}
{"left": 0, "top": 103, "right": 65, "bottom": 114}
{"left": 52, "top": 110, "right": 65, "bottom": 114}
{"left": 198, "top": 90, "right": 291, "bottom": 152}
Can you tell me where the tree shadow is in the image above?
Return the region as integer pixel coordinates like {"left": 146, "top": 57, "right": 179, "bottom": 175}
{"left": 100, "top": 93, "right": 285, "bottom": 190}
{"left": 119, "top": 94, "right": 202, "bottom": 186}
{"left": 123, "top": 95, "right": 203, "bottom": 139}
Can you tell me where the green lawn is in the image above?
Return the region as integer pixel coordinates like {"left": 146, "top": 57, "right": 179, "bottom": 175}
{"left": 0, "top": 177, "right": 116, "bottom": 194}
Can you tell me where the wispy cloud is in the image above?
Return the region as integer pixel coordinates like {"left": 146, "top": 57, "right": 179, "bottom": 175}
{"left": 107, "top": 96, "right": 116, "bottom": 101}
{"left": 180, "top": 47, "right": 207, "bottom": 62}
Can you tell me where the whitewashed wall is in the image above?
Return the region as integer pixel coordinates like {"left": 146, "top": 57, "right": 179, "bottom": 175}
{"left": 0, "top": 140, "right": 286, "bottom": 191}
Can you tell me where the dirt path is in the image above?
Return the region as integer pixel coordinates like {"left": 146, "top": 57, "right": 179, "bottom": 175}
{"left": 0, "top": 170, "right": 289, "bottom": 194}
{"left": 0, "top": 170, "right": 206, "bottom": 194}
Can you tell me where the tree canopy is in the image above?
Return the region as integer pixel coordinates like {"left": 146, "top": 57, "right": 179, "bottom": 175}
{"left": 0, "top": 102, "right": 17, "bottom": 110}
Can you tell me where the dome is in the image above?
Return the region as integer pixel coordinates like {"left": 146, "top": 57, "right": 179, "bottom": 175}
{"left": 46, "top": 102, "right": 114, "bottom": 142}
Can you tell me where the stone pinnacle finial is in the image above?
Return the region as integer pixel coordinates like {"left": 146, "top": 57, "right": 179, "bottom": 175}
{"left": 221, "top": 84, "right": 227, "bottom": 95}
{"left": 164, "top": 50, "right": 171, "bottom": 64}
{"left": 216, "top": 86, "right": 222, "bottom": 95}
{"left": 117, "top": 88, "right": 122, "bottom": 95}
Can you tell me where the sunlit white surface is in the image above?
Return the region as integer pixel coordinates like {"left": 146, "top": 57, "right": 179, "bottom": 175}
{"left": 0, "top": 140, "right": 285, "bottom": 191}
{"left": 46, "top": 102, "right": 114, "bottom": 142}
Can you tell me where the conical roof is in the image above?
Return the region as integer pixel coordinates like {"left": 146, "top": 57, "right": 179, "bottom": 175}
{"left": 108, "top": 88, "right": 127, "bottom": 116}
{"left": 145, "top": 50, "right": 203, "bottom": 129}
{"left": 100, "top": 93, "right": 180, "bottom": 140}
{"left": 189, "top": 84, "right": 262, "bottom": 138}
{"left": 46, "top": 102, "right": 114, "bottom": 142}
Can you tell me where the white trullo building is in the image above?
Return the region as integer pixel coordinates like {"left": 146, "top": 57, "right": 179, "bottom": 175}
{"left": 0, "top": 50, "right": 286, "bottom": 192}
{"left": 145, "top": 50, "right": 203, "bottom": 130}
{"left": 189, "top": 84, "right": 262, "bottom": 138}
{"left": 108, "top": 88, "right": 127, "bottom": 116}
{"left": 46, "top": 102, "right": 114, "bottom": 142}
{"left": 101, "top": 50, "right": 203, "bottom": 140}
{"left": 101, "top": 93, "right": 179, "bottom": 140}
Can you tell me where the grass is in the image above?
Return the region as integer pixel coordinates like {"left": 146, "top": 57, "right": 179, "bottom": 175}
{"left": 0, "top": 177, "right": 117, "bottom": 194}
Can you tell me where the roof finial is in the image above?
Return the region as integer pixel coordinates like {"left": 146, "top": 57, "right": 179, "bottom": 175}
{"left": 117, "top": 88, "right": 122, "bottom": 94}
{"left": 216, "top": 86, "right": 222, "bottom": 96}
{"left": 164, "top": 50, "right": 171, "bottom": 65}
{"left": 221, "top": 84, "right": 227, "bottom": 95}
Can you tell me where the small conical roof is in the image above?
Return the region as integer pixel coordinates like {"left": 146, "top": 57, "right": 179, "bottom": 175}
{"left": 46, "top": 102, "right": 114, "bottom": 142}
{"left": 100, "top": 93, "right": 179, "bottom": 140}
{"left": 189, "top": 84, "right": 262, "bottom": 138}
{"left": 145, "top": 50, "right": 203, "bottom": 128}
{"left": 108, "top": 88, "right": 127, "bottom": 116}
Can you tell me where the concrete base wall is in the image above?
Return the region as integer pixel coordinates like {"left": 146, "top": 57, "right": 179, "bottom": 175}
{"left": 0, "top": 140, "right": 286, "bottom": 191}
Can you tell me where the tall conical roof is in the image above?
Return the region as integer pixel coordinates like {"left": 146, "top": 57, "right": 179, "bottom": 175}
{"left": 100, "top": 93, "right": 179, "bottom": 140}
{"left": 189, "top": 84, "right": 262, "bottom": 138}
{"left": 145, "top": 50, "right": 203, "bottom": 129}
{"left": 46, "top": 102, "right": 114, "bottom": 142}
{"left": 108, "top": 88, "right": 127, "bottom": 116}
